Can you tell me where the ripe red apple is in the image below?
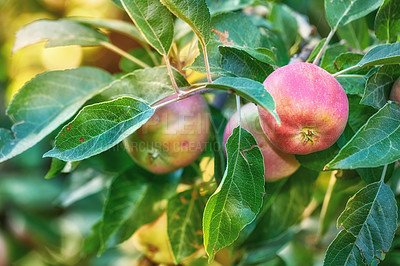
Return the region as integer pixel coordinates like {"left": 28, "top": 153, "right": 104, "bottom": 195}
{"left": 258, "top": 62, "right": 349, "bottom": 155}
{"left": 123, "top": 94, "right": 210, "bottom": 174}
{"left": 223, "top": 103, "right": 300, "bottom": 181}
{"left": 390, "top": 78, "right": 400, "bottom": 103}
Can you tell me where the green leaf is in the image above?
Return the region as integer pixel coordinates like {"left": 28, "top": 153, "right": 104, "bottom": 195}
{"left": 337, "top": 17, "right": 369, "bottom": 50}
{"left": 375, "top": 0, "right": 400, "bottom": 42}
{"left": 347, "top": 95, "right": 377, "bottom": 133}
{"left": 203, "top": 127, "right": 265, "bottom": 262}
{"left": 320, "top": 44, "right": 348, "bottom": 73}
{"left": 209, "top": 105, "right": 228, "bottom": 184}
{"left": 360, "top": 65, "right": 400, "bottom": 109}
{"left": 306, "top": 38, "right": 326, "bottom": 63}
{"left": 319, "top": 172, "right": 363, "bottom": 237}
{"left": 205, "top": 0, "right": 254, "bottom": 14}
{"left": 167, "top": 188, "right": 206, "bottom": 264}
{"left": 259, "top": 28, "right": 289, "bottom": 67}
{"left": 207, "top": 77, "right": 278, "bottom": 123}
{"left": 119, "top": 48, "right": 158, "bottom": 72}
{"left": 324, "top": 0, "right": 384, "bottom": 27}
{"left": 269, "top": 3, "right": 298, "bottom": 49}
{"left": 326, "top": 102, "right": 400, "bottom": 170}
{"left": 210, "top": 12, "right": 260, "bottom": 48}
{"left": 71, "top": 17, "right": 145, "bottom": 42}
{"left": 99, "top": 66, "right": 188, "bottom": 104}
{"left": 99, "top": 167, "right": 181, "bottom": 252}
{"left": 12, "top": 19, "right": 109, "bottom": 53}
{"left": 324, "top": 182, "right": 398, "bottom": 265}
{"left": 45, "top": 159, "right": 80, "bottom": 179}
{"left": 0, "top": 67, "right": 113, "bottom": 163}
{"left": 296, "top": 145, "right": 340, "bottom": 171}
{"left": 336, "top": 75, "right": 367, "bottom": 95}
{"left": 249, "top": 167, "right": 319, "bottom": 242}
{"left": 357, "top": 43, "right": 400, "bottom": 67}
{"left": 333, "top": 53, "right": 369, "bottom": 74}
{"left": 188, "top": 12, "right": 261, "bottom": 75}
{"left": 120, "top": 0, "right": 174, "bottom": 55}
{"left": 43, "top": 97, "right": 155, "bottom": 161}
{"left": 219, "top": 46, "right": 274, "bottom": 83}
{"left": 160, "top": 0, "right": 211, "bottom": 45}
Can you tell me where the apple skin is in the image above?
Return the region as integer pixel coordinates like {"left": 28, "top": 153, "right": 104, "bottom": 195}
{"left": 258, "top": 62, "right": 349, "bottom": 155}
{"left": 123, "top": 94, "right": 210, "bottom": 174}
{"left": 130, "top": 213, "right": 175, "bottom": 264}
{"left": 223, "top": 103, "right": 300, "bottom": 182}
{"left": 390, "top": 78, "right": 400, "bottom": 103}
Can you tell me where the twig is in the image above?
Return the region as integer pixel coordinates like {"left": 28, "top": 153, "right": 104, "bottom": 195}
{"left": 312, "top": 25, "right": 338, "bottom": 65}
{"left": 101, "top": 41, "right": 151, "bottom": 69}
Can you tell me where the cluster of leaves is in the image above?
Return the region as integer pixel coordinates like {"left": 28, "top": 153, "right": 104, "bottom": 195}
{"left": 1, "top": 0, "right": 400, "bottom": 265}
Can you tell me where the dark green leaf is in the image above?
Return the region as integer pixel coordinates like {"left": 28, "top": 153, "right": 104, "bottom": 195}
{"left": 360, "top": 65, "right": 400, "bottom": 109}
{"left": 324, "top": 182, "right": 398, "bottom": 265}
{"left": 324, "top": 0, "right": 384, "bottom": 27}
{"left": 120, "top": 0, "right": 174, "bottom": 55}
{"left": 13, "top": 19, "right": 109, "bottom": 53}
{"left": 337, "top": 17, "right": 369, "bottom": 50}
{"left": 206, "top": 0, "right": 254, "bottom": 14}
{"left": 219, "top": 46, "right": 274, "bottom": 83}
{"left": 375, "top": 0, "right": 400, "bottom": 42}
{"left": 0, "top": 67, "right": 113, "bottom": 163}
{"left": 326, "top": 102, "right": 400, "bottom": 170}
{"left": 99, "top": 167, "right": 181, "bottom": 252}
{"left": 161, "top": 0, "right": 211, "bottom": 45}
{"left": 167, "top": 188, "right": 206, "bottom": 263}
{"left": 44, "top": 97, "right": 155, "bottom": 161}
{"left": 207, "top": 77, "right": 278, "bottom": 123}
{"left": 203, "top": 127, "right": 265, "bottom": 262}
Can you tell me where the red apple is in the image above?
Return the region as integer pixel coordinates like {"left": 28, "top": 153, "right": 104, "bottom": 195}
{"left": 123, "top": 94, "right": 210, "bottom": 174}
{"left": 223, "top": 103, "right": 300, "bottom": 181}
{"left": 258, "top": 62, "right": 348, "bottom": 155}
{"left": 390, "top": 78, "right": 400, "bottom": 103}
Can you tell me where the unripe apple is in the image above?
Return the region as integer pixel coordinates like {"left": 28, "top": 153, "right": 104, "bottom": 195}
{"left": 123, "top": 94, "right": 210, "bottom": 174}
{"left": 390, "top": 78, "right": 400, "bottom": 103}
{"left": 130, "top": 213, "right": 175, "bottom": 264}
{"left": 258, "top": 62, "right": 348, "bottom": 155}
{"left": 223, "top": 103, "right": 300, "bottom": 181}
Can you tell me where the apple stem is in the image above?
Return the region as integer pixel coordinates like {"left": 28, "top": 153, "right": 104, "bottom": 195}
{"left": 201, "top": 41, "right": 213, "bottom": 83}
{"left": 101, "top": 41, "right": 151, "bottom": 69}
{"left": 312, "top": 25, "right": 338, "bottom": 65}
{"left": 380, "top": 164, "right": 388, "bottom": 182}
{"left": 164, "top": 54, "right": 183, "bottom": 96}
{"left": 332, "top": 65, "right": 361, "bottom": 77}
{"left": 151, "top": 85, "right": 209, "bottom": 109}
{"left": 318, "top": 171, "right": 338, "bottom": 240}
{"left": 236, "top": 95, "right": 242, "bottom": 127}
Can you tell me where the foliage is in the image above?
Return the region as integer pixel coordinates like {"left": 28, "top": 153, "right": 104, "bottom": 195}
{"left": 1, "top": 0, "right": 400, "bottom": 265}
